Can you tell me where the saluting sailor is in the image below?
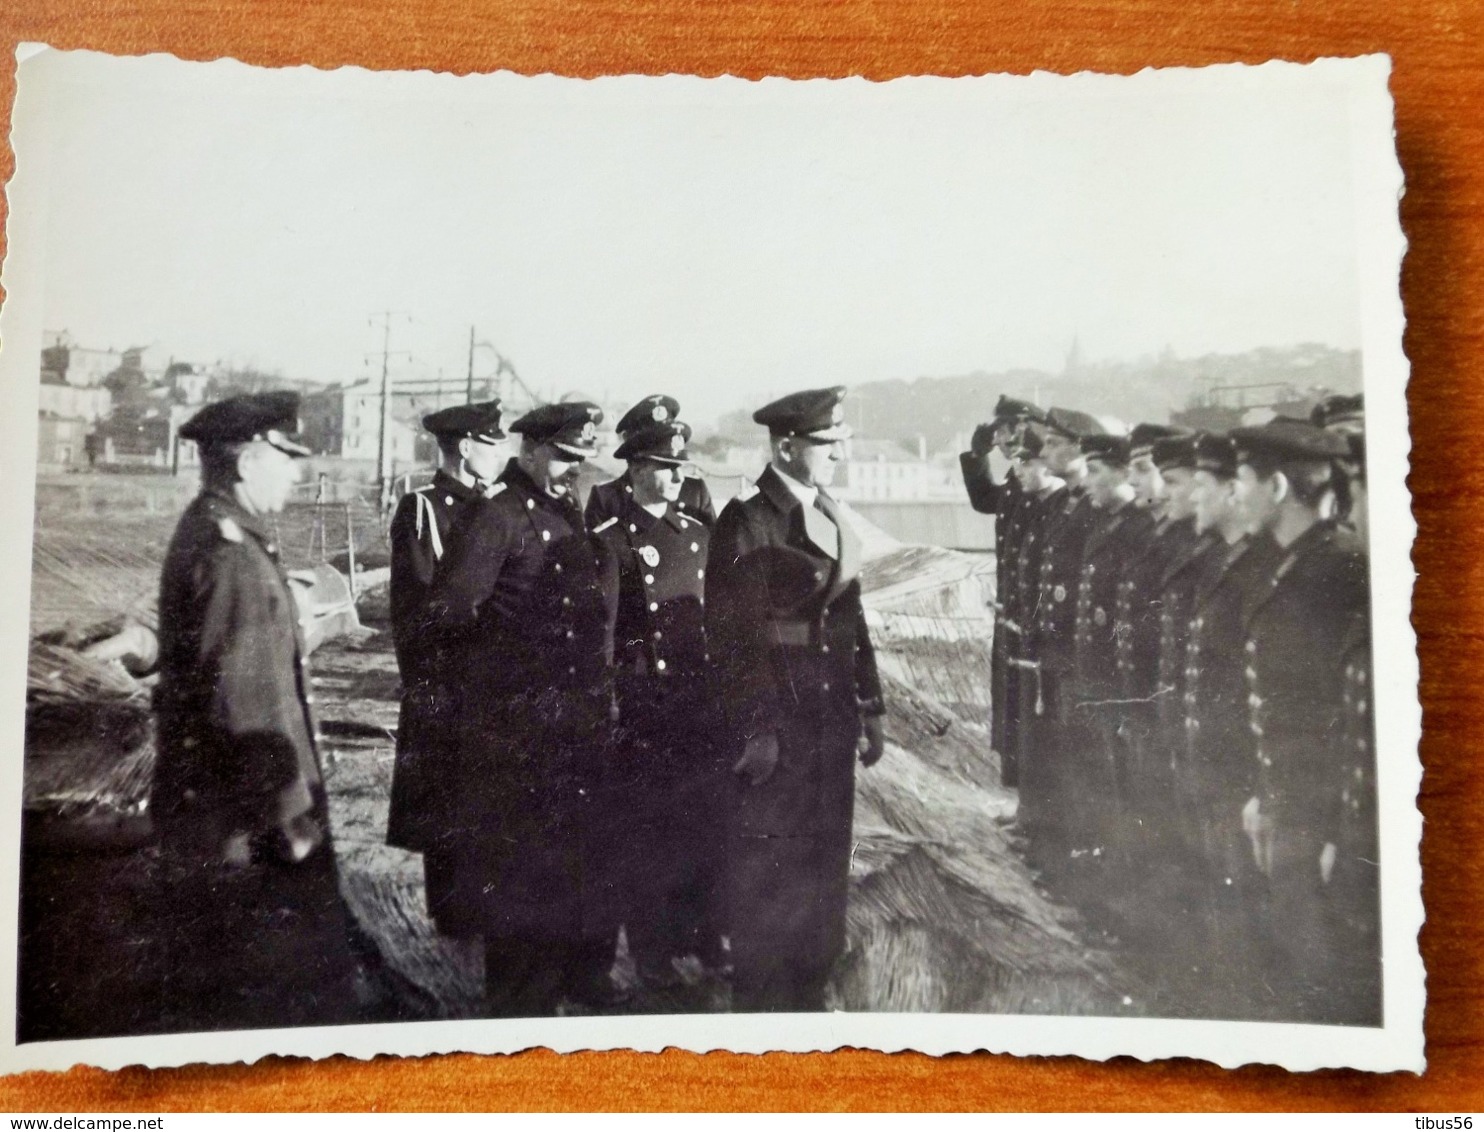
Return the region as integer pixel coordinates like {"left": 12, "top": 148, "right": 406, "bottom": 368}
{"left": 591, "top": 414, "right": 725, "bottom": 984}
{"left": 386, "top": 399, "right": 507, "bottom": 856}
{"left": 586, "top": 394, "right": 717, "bottom": 530}
{"left": 706, "top": 385, "right": 886, "bottom": 1012}
{"left": 959, "top": 395, "right": 1048, "bottom": 784}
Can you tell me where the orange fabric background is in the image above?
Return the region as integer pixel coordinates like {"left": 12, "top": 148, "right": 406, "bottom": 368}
{"left": 0, "top": 0, "right": 1479, "bottom": 1112}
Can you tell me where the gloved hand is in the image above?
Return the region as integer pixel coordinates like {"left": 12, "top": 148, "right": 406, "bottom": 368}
{"left": 969, "top": 423, "right": 999, "bottom": 458}
{"left": 733, "top": 732, "right": 780, "bottom": 786}
{"left": 858, "top": 715, "right": 885, "bottom": 766}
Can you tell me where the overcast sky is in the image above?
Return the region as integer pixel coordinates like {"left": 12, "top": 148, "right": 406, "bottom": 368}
{"left": 13, "top": 51, "right": 1364, "bottom": 424}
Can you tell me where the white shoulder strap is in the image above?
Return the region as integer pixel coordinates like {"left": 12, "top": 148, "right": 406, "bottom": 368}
{"left": 413, "top": 492, "right": 445, "bottom": 560}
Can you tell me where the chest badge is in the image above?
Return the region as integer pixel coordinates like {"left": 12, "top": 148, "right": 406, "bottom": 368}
{"left": 639, "top": 545, "right": 660, "bottom": 568}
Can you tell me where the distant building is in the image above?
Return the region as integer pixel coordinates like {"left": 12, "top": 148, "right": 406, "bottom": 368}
{"left": 837, "top": 437, "right": 956, "bottom": 503}
{"left": 38, "top": 373, "right": 112, "bottom": 422}
{"left": 301, "top": 382, "right": 425, "bottom": 468}
{"left": 36, "top": 416, "right": 93, "bottom": 471}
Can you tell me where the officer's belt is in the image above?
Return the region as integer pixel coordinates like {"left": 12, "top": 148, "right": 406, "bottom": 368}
{"left": 766, "top": 619, "right": 823, "bottom": 648}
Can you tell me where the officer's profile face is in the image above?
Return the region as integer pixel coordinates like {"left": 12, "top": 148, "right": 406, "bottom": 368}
{"left": 521, "top": 440, "right": 583, "bottom": 496}
{"left": 1127, "top": 454, "right": 1164, "bottom": 508}
{"left": 236, "top": 442, "right": 303, "bottom": 515}
{"left": 778, "top": 435, "right": 843, "bottom": 487}
{"left": 459, "top": 436, "right": 507, "bottom": 483}
{"left": 1013, "top": 453, "right": 1048, "bottom": 491}
{"left": 630, "top": 459, "right": 685, "bottom": 505}
{"left": 1161, "top": 467, "right": 1196, "bottom": 521}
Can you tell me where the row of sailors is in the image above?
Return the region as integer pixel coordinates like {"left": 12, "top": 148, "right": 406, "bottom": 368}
{"left": 961, "top": 394, "right": 1379, "bottom": 1025}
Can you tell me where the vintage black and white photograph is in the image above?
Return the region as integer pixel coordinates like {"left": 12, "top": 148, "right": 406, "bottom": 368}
{"left": 0, "top": 48, "right": 1421, "bottom": 1071}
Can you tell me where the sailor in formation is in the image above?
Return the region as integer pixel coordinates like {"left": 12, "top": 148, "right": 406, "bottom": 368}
{"left": 960, "top": 399, "right": 1378, "bottom": 1023}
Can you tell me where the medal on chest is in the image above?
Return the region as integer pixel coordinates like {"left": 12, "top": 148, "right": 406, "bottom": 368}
{"left": 638, "top": 545, "right": 660, "bottom": 568}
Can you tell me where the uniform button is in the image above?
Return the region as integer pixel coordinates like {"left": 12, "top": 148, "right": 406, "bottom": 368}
{"left": 1357, "top": 670, "right": 1367, "bottom": 686}
{"left": 568, "top": 666, "right": 577, "bottom": 675}
{"left": 653, "top": 631, "right": 663, "bottom": 641}
{"left": 821, "top": 644, "right": 830, "bottom": 653}
{"left": 681, "top": 520, "right": 690, "bottom": 529}
{"left": 305, "top": 694, "right": 315, "bottom": 705}
{"left": 1357, "top": 699, "right": 1367, "bottom": 714}
{"left": 822, "top": 682, "right": 830, "bottom": 692}
{"left": 1244, "top": 666, "right": 1256, "bottom": 681}
{"left": 656, "top": 659, "right": 667, "bottom": 671}
{"left": 691, "top": 542, "right": 699, "bottom": 553}
{"left": 644, "top": 574, "right": 655, "bottom": 585}
{"left": 1261, "top": 755, "right": 1272, "bottom": 767}
{"left": 697, "top": 569, "right": 705, "bottom": 579}
{"left": 445, "top": 495, "right": 455, "bottom": 506}
{"left": 1248, "top": 693, "right": 1262, "bottom": 708}
{"left": 650, "top": 602, "right": 659, "bottom": 612}
{"left": 554, "top": 563, "right": 563, "bottom": 573}
{"left": 526, "top": 499, "right": 535, "bottom": 510}
{"left": 562, "top": 596, "right": 571, "bottom": 607}
{"left": 1245, "top": 640, "right": 1256, "bottom": 653}
{"left": 565, "top": 630, "right": 575, "bottom": 640}
{"left": 629, "top": 524, "right": 638, "bottom": 533}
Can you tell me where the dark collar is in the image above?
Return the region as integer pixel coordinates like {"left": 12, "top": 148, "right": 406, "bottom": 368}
{"left": 431, "top": 468, "right": 482, "bottom": 502}
{"left": 757, "top": 463, "right": 806, "bottom": 514}
{"left": 500, "top": 459, "right": 580, "bottom": 517}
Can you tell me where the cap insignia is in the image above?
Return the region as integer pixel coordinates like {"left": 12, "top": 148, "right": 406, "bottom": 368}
{"left": 580, "top": 421, "right": 597, "bottom": 443}
{"left": 653, "top": 405, "right": 669, "bottom": 423}
{"left": 831, "top": 403, "right": 845, "bottom": 426}
{"left": 671, "top": 433, "right": 686, "bottom": 455}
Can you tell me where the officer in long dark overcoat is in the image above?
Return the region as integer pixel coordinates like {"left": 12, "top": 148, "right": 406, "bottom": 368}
{"left": 706, "top": 386, "right": 886, "bottom": 1012}
{"left": 592, "top": 415, "right": 725, "bottom": 983}
{"left": 152, "top": 391, "right": 361, "bottom": 1030}
{"left": 1231, "top": 418, "right": 1368, "bottom": 1023}
{"left": 423, "top": 401, "right": 621, "bottom": 1016}
{"left": 386, "top": 400, "right": 507, "bottom": 855}
{"left": 959, "top": 395, "right": 1047, "bottom": 784}
{"left": 586, "top": 394, "right": 717, "bottom": 530}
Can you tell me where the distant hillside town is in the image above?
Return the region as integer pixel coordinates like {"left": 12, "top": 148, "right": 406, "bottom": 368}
{"left": 33, "top": 333, "right": 1362, "bottom": 550}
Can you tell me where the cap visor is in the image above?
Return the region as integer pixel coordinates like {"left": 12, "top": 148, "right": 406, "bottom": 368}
{"left": 551, "top": 441, "right": 593, "bottom": 458}
{"left": 797, "top": 424, "right": 852, "bottom": 442}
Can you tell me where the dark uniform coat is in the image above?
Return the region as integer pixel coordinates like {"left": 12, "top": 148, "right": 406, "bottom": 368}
{"left": 152, "top": 489, "right": 359, "bottom": 1029}
{"left": 423, "top": 460, "right": 618, "bottom": 941}
{"left": 1242, "top": 519, "right": 1368, "bottom": 1017}
{"left": 1330, "top": 607, "right": 1381, "bottom": 1024}
{"left": 959, "top": 452, "right": 1028, "bottom": 780}
{"left": 386, "top": 469, "right": 486, "bottom": 852}
{"left": 586, "top": 469, "right": 717, "bottom": 530}
{"left": 1071, "top": 501, "right": 1155, "bottom": 843}
{"left": 593, "top": 493, "right": 723, "bottom": 965}
{"left": 1020, "top": 485, "right": 1100, "bottom": 862}
{"left": 706, "top": 464, "right": 884, "bottom": 1010}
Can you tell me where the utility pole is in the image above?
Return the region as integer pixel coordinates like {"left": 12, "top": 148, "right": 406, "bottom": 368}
{"left": 374, "top": 311, "right": 393, "bottom": 513}
{"left": 466, "top": 325, "right": 476, "bottom": 402}
{"left": 367, "top": 311, "right": 412, "bottom": 515}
